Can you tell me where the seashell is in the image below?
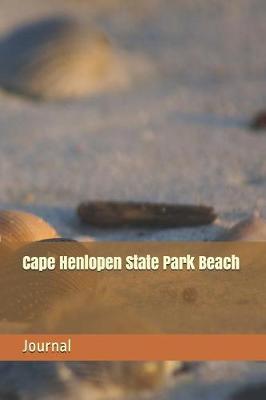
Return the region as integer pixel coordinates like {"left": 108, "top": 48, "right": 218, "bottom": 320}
{"left": 0, "top": 16, "right": 128, "bottom": 100}
{"left": 77, "top": 201, "right": 217, "bottom": 228}
{"left": 0, "top": 240, "right": 99, "bottom": 322}
{"left": 0, "top": 210, "right": 58, "bottom": 249}
{"left": 217, "top": 213, "right": 266, "bottom": 241}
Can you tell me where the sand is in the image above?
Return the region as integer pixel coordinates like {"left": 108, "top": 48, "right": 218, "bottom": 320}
{"left": 0, "top": 0, "right": 266, "bottom": 398}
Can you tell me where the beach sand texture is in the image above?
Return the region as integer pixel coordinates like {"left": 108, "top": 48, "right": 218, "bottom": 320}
{"left": 0, "top": 0, "right": 265, "bottom": 399}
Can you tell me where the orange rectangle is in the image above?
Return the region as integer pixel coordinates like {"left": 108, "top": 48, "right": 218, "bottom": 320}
{"left": 0, "top": 334, "right": 265, "bottom": 360}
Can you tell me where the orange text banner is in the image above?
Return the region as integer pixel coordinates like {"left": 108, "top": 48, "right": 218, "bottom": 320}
{"left": 0, "top": 334, "right": 266, "bottom": 361}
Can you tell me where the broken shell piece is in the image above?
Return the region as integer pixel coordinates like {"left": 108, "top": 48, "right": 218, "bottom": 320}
{"left": 217, "top": 213, "right": 266, "bottom": 241}
{"left": 0, "top": 16, "right": 128, "bottom": 100}
{"left": 77, "top": 201, "right": 217, "bottom": 228}
{"left": 0, "top": 210, "right": 58, "bottom": 249}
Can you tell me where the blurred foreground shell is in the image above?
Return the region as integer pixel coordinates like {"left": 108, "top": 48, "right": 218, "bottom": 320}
{"left": 0, "top": 210, "right": 58, "bottom": 249}
{"left": 0, "top": 16, "right": 128, "bottom": 100}
{"left": 88, "top": 361, "right": 182, "bottom": 391}
{"left": 217, "top": 213, "right": 266, "bottom": 241}
{"left": 0, "top": 240, "right": 99, "bottom": 322}
{"left": 77, "top": 201, "right": 217, "bottom": 227}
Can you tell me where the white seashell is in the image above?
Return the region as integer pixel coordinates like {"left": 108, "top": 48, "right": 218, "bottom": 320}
{"left": 0, "top": 16, "right": 128, "bottom": 100}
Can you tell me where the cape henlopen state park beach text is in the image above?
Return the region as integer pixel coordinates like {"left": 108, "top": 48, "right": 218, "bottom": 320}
{"left": 22, "top": 254, "right": 241, "bottom": 271}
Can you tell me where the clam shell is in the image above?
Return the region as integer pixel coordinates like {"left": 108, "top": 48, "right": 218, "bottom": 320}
{"left": 0, "top": 241, "right": 99, "bottom": 322}
{"left": 0, "top": 210, "right": 58, "bottom": 249}
{"left": 0, "top": 16, "right": 126, "bottom": 100}
{"left": 217, "top": 213, "right": 266, "bottom": 241}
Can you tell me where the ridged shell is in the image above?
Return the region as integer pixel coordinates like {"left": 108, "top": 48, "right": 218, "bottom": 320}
{"left": 0, "top": 240, "right": 99, "bottom": 322}
{"left": 0, "top": 16, "right": 126, "bottom": 100}
{"left": 217, "top": 213, "right": 266, "bottom": 241}
{"left": 0, "top": 210, "right": 58, "bottom": 249}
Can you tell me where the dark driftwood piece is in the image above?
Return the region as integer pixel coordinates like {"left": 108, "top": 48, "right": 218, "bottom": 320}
{"left": 77, "top": 201, "right": 217, "bottom": 228}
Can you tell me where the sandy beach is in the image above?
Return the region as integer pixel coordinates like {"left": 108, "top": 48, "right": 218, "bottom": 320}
{"left": 0, "top": 0, "right": 265, "bottom": 240}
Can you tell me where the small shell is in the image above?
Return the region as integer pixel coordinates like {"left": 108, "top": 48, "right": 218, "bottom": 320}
{"left": 0, "top": 210, "right": 58, "bottom": 249}
{"left": 217, "top": 213, "right": 266, "bottom": 241}
{"left": 0, "top": 16, "right": 127, "bottom": 100}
